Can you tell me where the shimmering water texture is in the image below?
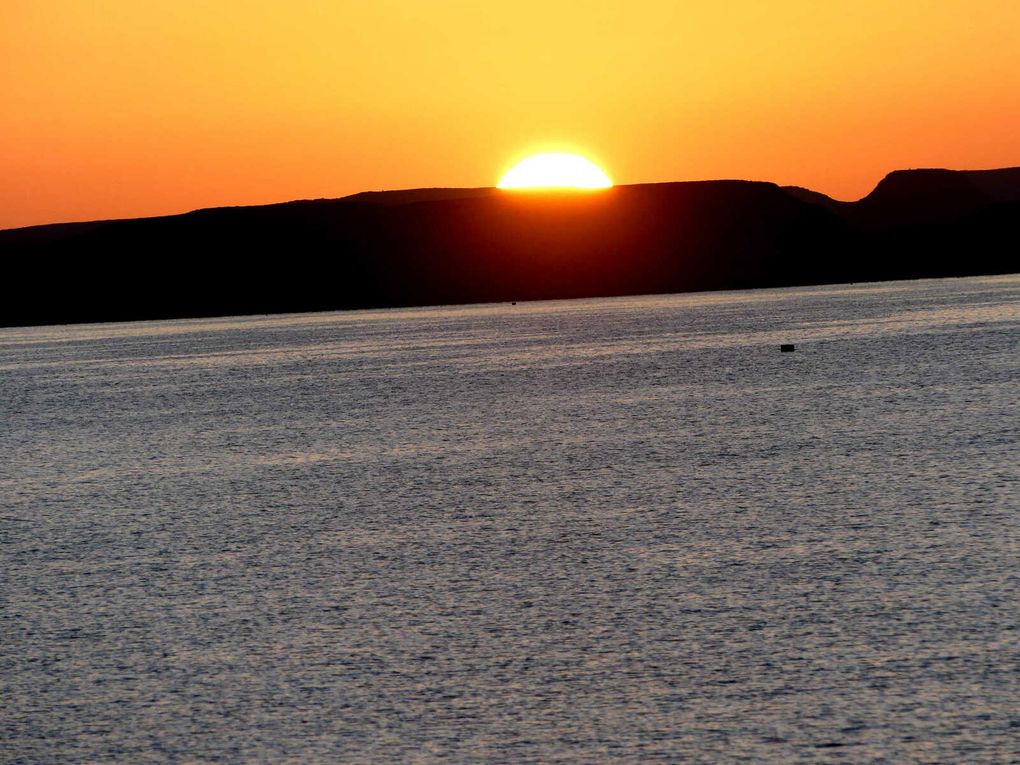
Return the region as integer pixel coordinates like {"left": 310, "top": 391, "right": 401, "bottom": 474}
{"left": 2, "top": 276, "right": 1018, "bottom": 763}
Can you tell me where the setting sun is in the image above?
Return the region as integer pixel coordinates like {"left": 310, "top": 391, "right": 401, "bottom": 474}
{"left": 498, "top": 153, "right": 613, "bottom": 190}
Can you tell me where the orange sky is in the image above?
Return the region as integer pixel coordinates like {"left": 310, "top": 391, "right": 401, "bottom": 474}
{"left": 2, "top": 0, "right": 1018, "bottom": 229}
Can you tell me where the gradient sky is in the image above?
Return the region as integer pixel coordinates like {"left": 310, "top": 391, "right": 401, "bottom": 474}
{"left": 2, "top": 1, "right": 1018, "bottom": 229}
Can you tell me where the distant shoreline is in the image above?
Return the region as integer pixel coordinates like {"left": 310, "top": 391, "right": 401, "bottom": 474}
{"left": 3, "top": 168, "right": 1018, "bottom": 328}
{"left": 2, "top": 273, "right": 1017, "bottom": 332}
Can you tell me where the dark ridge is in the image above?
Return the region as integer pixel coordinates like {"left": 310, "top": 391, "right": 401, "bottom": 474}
{"left": 781, "top": 186, "right": 850, "bottom": 212}
{"left": 1, "top": 170, "right": 1017, "bottom": 327}
{"left": 961, "top": 167, "right": 1020, "bottom": 203}
{"left": 0, "top": 219, "right": 114, "bottom": 245}
{"left": 852, "top": 168, "right": 991, "bottom": 225}
{"left": 338, "top": 187, "right": 498, "bottom": 206}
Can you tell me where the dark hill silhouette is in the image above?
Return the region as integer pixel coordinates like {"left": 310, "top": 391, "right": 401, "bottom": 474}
{"left": 961, "top": 167, "right": 1020, "bottom": 202}
{"left": 1, "top": 168, "right": 1017, "bottom": 327}
{"left": 339, "top": 187, "right": 497, "bottom": 206}
{"left": 853, "top": 169, "right": 991, "bottom": 225}
{"left": 780, "top": 185, "right": 850, "bottom": 213}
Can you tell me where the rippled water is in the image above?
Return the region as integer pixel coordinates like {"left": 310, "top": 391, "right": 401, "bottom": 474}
{"left": 2, "top": 276, "right": 1018, "bottom": 763}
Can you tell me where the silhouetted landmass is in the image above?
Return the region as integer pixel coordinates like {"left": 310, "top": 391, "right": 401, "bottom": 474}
{"left": 780, "top": 185, "right": 851, "bottom": 213}
{"left": 1, "top": 168, "right": 1018, "bottom": 326}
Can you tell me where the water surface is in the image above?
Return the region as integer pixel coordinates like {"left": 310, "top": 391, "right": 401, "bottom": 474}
{"left": 2, "top": 276, "right": 1018, "bottom": 763}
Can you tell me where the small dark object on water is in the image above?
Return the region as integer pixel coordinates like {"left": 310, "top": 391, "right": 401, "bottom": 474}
{"left": 780, "top": 344, "right": 795, "bottom": 352}
{"left": 512, "top": 301, "right": 517, "bottom": 305}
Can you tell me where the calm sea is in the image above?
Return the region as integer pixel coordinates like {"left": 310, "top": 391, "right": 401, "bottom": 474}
{"left": 2, "top": 276, "right": 1018, "bottom": 763}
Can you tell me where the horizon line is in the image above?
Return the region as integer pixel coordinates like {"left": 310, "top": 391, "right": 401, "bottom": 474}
{"left": 4, "top": 164, "right": 1018, "bottom": 233}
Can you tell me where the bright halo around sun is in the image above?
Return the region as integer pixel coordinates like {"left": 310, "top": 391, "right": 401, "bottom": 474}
{"left": 498, "top": 153, "right": 613, "bottom": 190}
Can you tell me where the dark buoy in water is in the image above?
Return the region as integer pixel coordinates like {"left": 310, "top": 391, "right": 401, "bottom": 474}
{"left": 511, "top": 301, "right": 517, "bottom": 305}
{"left": 780, "top": 344, "right": 795, "bottom": 352}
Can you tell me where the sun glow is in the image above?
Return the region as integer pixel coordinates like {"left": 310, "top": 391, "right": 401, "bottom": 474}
{"left": 498, "top": 153, "right": 613, "bottom": 190}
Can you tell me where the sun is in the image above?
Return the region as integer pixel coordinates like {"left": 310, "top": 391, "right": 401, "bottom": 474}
{"left": 498, "top": 153, "right": 613, "bottom": 190}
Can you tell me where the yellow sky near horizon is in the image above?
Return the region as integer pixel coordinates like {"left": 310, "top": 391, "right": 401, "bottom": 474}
{"left": 2, "top": 0, "right": 1018, "bottom": 228}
